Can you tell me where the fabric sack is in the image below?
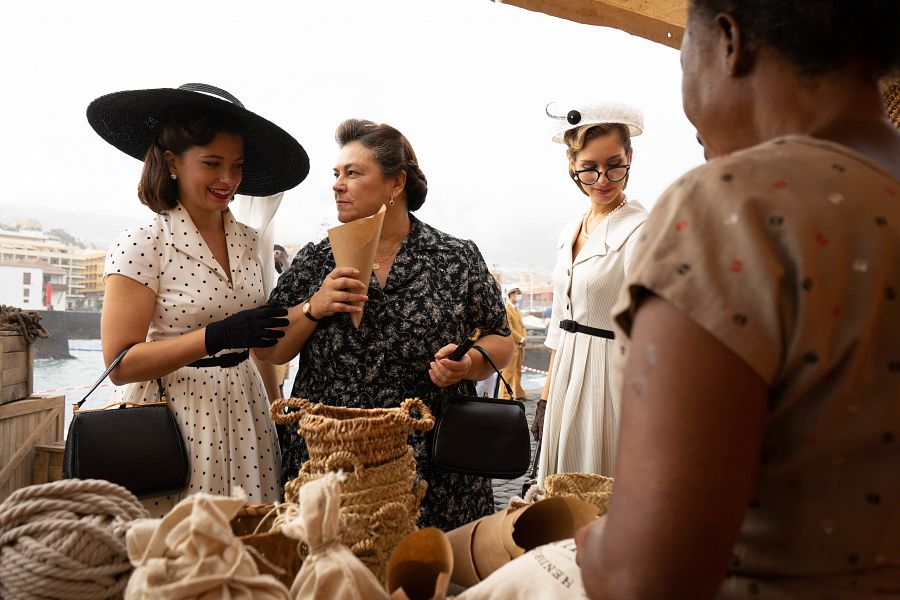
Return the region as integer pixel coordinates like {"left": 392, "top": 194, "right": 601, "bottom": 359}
{"left": 281, "top": 472, "right": 389, "bottom": 600}
{"left": 62, "top": 346, "right": 189, "bottom": 499}
{"left": 431, "top": 346, "right": 531, "bottom": 479}
{"left": 454, "top": 539, "right": 587, "bottom": 599}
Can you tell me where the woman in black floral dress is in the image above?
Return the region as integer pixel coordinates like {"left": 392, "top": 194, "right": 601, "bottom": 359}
{"left": 258, "top": 119, "right": 513, "bottom": 530}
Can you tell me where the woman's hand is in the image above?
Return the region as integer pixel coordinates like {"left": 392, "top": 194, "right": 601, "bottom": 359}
{"left": 308, "top": 267, "right": 368, "bottom": 319}
{"left": 429, "top": 343, "right": 472, "bottom": 388}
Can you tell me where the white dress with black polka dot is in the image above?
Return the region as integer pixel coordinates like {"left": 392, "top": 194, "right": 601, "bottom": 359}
{"left": 104, "top": 203, "right": 280, "bottom": 516}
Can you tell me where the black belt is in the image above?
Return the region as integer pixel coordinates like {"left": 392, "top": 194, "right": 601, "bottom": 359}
{"left": 187, "top": 350, "right": 250, "bottom": 368}
{"left": 559, "top": 320, "right": 615, "bottom": 340}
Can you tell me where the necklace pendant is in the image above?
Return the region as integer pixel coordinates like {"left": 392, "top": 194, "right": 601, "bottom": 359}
{"left": 372, "top": 261, "right": 380, "bottom": 271}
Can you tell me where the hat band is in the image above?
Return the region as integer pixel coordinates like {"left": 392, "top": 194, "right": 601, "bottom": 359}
{"left": 177, "top": 83, "right": 245, "bottom": 108}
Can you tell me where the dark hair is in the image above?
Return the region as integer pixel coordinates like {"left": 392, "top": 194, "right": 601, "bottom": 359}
{"left": 138, "top": 107, "right": 244, "bottom": 213}
{"left": 562, "top": 123, "right": 632, "bottom": 196}
{"left": 689, "top": 0, "right": 900, "bottom": 77}
{"left": 334, "top": 119, "right": 428, "bottom": 211}
{"left": 273, "top": 244, "right": 286, "bottom": 253}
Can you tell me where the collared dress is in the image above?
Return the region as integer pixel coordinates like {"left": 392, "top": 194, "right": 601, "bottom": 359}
{"left": 268, "top": 215, "right": 510, "bottom": 531}
{"left": 104, "top": 204, "right": 280, "bottom": 517}
{"left": 539, "top": 201, "right": 647, "bottom": 482}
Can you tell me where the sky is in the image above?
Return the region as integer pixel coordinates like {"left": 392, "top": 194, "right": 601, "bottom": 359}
{"left": 0, "top": 0, "right": 703, "bottom": 274}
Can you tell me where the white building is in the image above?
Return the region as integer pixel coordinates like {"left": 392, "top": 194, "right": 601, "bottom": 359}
{"left": 0, "top": 260, "right": 67, "bottom": 310}
{"left": 0, "top": 229, "right": 84, "bottom": 309}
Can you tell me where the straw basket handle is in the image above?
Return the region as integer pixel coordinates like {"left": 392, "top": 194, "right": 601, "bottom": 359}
{"left": 398, "top": 397, "right": 435, "bottom": 432}
{"left": 269, "top": 397, "right": 313, "bottom": 425}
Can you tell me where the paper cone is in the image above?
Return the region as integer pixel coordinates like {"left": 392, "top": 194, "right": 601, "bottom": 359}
{"left": 327, "top": 204, "right": 386, "bottom": 328}
{"left": 387, "top": 527, "right": 454, "bottom": 600}
{"left": 447, "top": 496, "right": 600, "bottom": 587}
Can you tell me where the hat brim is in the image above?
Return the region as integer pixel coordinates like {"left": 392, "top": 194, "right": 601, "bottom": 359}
{"left": 551, "top": 121, "right": 643, "bottom": 144}
{"left": 87, "top": 88, "right": 310, "bottom": 197}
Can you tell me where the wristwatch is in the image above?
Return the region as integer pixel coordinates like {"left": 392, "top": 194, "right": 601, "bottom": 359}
{"left": 301, "top": 300, "right": 319, "bottom": 322}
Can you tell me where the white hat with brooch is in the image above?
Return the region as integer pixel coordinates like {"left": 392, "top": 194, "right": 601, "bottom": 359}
{"left": 546, "top": 101, "right": 644, "bottom": 143}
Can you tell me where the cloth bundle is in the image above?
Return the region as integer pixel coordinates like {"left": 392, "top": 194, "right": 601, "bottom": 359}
{"left": 455, "top": 539, "right": 587, "bottom": 599}
{"left": 124, "top": 491, "right": 290, "bottom": 599}
{"left": 281, "top": 472, "right": 389, "bottom": 600}
{"left": 272, "top": 398, "right": 434, "bottom": 583}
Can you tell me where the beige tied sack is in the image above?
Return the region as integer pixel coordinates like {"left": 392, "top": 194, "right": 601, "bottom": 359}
{"left": 454, "top": 538, "right": 587, "bottom": 599}
{"left": 124, "top": 491, "right": 290, "bottom": 600}
{"left": 281, "top": 472, "right": 389, "bottom": 600}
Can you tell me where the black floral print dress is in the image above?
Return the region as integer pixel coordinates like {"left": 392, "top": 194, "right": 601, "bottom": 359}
{"left": 268, "top": 215, "right": 510, "bottom": 531}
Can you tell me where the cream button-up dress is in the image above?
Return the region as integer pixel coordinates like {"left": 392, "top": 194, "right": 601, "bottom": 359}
{"left": 104, "top": 204, "right": 280, "bottom": 517}
{"left": 538, "top": 200, "right": 647, "bottom": 482}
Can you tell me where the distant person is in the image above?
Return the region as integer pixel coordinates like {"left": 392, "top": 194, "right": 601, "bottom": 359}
{"left": 92, "top": 83, "right": 307, "bottom": 516}
{"left": 533, "top": 102, "right": 648, "bottom": 479}
{"left": 257, "top": 118, "right": 513, "bottom": 531}
{"left": 575, "top": 1, "right": 900, "bottom": 597}
{"left": 274, "top": 243, "right": 290, "bottom": 275}
{"left": 499, "top": 285, "right": 527, "bottom": 400}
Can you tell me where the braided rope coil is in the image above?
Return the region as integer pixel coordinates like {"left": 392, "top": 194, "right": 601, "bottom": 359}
{"left": 0, "top": 479, "right": 149, "bottom": 600}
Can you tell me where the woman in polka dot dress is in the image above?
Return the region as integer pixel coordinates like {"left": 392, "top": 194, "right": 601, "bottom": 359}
{"left": 575, "top": 1, "right": 900, "bottom": 598}
{"left": 88, "top": 84, "right": 308, "bottom": 516}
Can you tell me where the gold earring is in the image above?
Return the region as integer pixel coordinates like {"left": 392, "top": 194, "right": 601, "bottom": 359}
{"left": 388, "top": 195, "right": 395, "bottom": 207}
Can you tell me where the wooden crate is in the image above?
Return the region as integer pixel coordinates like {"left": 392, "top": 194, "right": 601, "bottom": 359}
{"left": 32, "top": 440, "right": 66, "bottom": 485}
{"left": 1, "top": 331, "right": 34, "bottom": 405}
{"left": 0, "top": 395, "right": 65, "bottom": 501}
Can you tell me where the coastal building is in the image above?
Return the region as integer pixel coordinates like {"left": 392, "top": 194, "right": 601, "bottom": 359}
{"left": 0, "top": 259, "right": 67, "bottom": 310}
{"left": 0, "top": 228, "right": 86, "bottom": 310}
{"left": 81, "top": 250, "right": 107, "bottom": 310}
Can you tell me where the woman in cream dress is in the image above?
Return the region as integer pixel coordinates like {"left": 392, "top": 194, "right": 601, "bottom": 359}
{"left": 537, "top": 102, "right": 647, "bottom": 481}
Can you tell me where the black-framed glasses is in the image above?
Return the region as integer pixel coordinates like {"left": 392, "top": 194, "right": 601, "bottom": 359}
{"left": 572, "top": 164, "right": 630, "bottom": 185}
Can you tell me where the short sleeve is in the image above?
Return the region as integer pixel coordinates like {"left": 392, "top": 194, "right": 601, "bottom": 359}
{"left": 267, "top": 241, "right": 325, "bottom": 308}
{"left": 612, "top": 168, "right": 786, "bottom": 384}
{"left": 463, "top": 240, "right": 510, "bottom": 338}
{"left": 103, "top": 224, "right": 161, "bottom": 293}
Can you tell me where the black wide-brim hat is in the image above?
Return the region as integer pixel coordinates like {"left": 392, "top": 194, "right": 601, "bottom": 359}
{"left": 86, "top": 83, "right": 309, "bottom": 197}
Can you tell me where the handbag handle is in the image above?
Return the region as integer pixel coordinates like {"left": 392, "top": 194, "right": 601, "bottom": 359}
{"left": 75, "top": 345, "right": 165, "bottom": 409}
{"left": 472, "top": 344, "right": 514, "bottom": 399}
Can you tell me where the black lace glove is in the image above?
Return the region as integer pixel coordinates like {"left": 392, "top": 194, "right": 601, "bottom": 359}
{"left": 204, "top": 306, "right": 289, "bottom": 356}
{"left": 531, "top": 399, "right": 547, "bottom": 443}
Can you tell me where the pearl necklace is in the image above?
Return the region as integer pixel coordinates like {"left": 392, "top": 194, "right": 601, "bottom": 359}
{"left": 580, "top": 197, "right": 627, "bottom": 239}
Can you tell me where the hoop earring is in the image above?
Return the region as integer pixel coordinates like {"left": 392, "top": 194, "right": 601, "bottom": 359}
{"left": 388, "top": 195, "right": 395, "bottom": 207}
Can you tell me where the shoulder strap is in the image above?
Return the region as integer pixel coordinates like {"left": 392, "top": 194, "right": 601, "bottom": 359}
{"left": 76, "top": 345, "right": 132, "bottom": 409}
{"left": 472, "top": 344, "right": 513, "bottom": 398}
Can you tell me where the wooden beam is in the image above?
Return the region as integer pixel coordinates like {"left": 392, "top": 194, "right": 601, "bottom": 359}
{"left": 494, "top": 0, "right": 686, "bottom": 49}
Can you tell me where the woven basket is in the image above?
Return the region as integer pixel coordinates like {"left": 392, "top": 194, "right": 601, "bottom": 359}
{"left": 342, "top": 500, "right": 421, "bottom": 583}
{"left": 544, "top": 473, "right": 615, "bottom": 516}
{"left": 288, "top": 449, "right": 418, "bottom": 500}
{"left": 882, "top": 76, "right": 900, "bottom": 129}
{"left": 271, "top": 397, "right": 435, "bottom": 467}
{"left": 230, "top": 503, "right": 303, "bottom": 589}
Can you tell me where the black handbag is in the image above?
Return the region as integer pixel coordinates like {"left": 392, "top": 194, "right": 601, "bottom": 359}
{"left": 431, "top": 345, "right": 531, "bottom": 479}
{"left": 62, "top": 346, "right": 190, "bottom": 498}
